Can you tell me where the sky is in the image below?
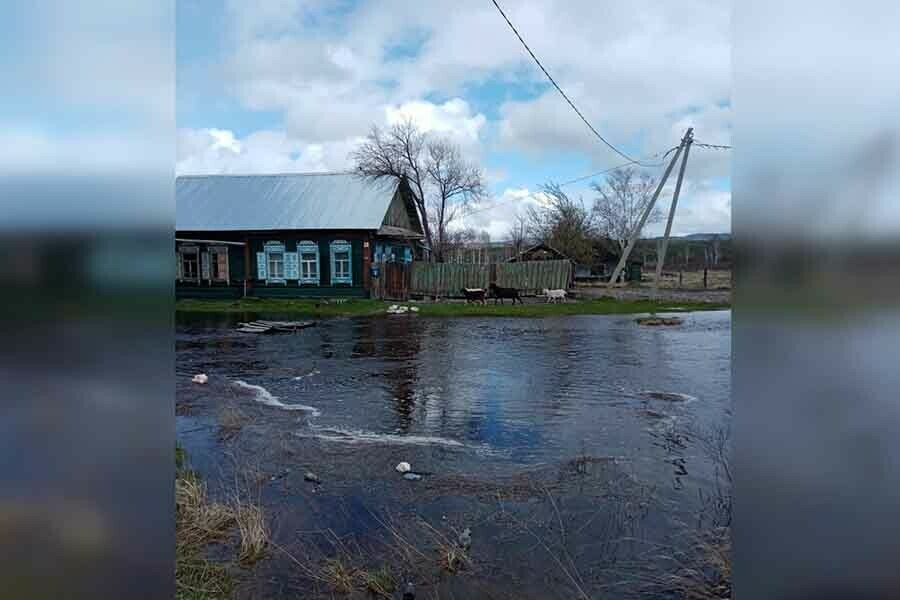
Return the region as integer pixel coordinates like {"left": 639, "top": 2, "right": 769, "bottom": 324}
{"left": 175, "top": 0, "right": 732, "bottom": 239}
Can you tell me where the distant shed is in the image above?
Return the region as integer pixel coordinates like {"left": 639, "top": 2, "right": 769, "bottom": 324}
{"left": 507, "top": 242, "right": 571, "bottom": 263}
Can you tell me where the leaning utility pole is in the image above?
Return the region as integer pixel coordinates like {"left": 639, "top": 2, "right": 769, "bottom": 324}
{"left": 607, "top": 127, "right": 692, "bottom": 286}
{"left": 653, "top": 128, "right": 694, "bottom": 297}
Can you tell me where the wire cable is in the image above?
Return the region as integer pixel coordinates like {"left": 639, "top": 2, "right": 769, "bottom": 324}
{"left": 693, "top": 141, "right": 732, "bottom": 150}
{"left": 459, "top": 147, "right": 678, "bottom": 220}
{"left": 490, "top": 0, "right": 651, "bottom": 167}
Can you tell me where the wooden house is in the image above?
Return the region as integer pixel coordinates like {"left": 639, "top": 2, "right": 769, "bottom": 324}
{"left": 175, "top": 173, "right": 424, "bottom": 299}
{"left": 507, "top": 242, "right": 570, "bottom": 263}
{"left": 508, "top": 241, "right": 642, "bottom": 283}
{"left": 587, "top": 239, "right": 643, "bottom": 282}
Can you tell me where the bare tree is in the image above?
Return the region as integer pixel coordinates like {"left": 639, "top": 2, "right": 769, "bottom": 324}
{"left": 526, "top": 182, "right": 596, "bottom": 264}
{"left": 351, "top": 119, "right": 484, "bottom": 262}
{"left": 425, "top": 139, "right": 485, "bottom": 261}
{"left": 443, "top": 227, "right": 490, "bottom": 263}
{"left": 591, "top": 167, "right": 660, "bottom": 253}
{"left": 507, "top": 212, "right": 529, "bottom": 257}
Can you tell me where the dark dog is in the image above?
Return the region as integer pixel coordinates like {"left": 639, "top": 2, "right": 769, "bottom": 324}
{"left": 488, "top": 283, "right": 523, "bottom": 305}
{"left": 461, "top": 288, "right": 486, "bottom": 304}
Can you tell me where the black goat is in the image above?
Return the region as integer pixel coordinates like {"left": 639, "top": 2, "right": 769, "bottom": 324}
{"left": 489, "top": 283, "right": 523, "bottom": 305}
{"left": 460, "top": 288, "right": 486, "bottom": 304}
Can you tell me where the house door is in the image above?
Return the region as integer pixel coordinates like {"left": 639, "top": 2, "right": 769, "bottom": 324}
{"left": 372, "top": 261, "right": 410, "bottom": 300}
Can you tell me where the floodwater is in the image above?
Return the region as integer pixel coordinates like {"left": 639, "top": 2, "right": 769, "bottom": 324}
{"left": 177, "top": 310, "right": 731, "bottom": 598}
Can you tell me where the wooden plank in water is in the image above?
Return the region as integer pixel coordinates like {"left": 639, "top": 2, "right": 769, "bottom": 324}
{"left": 237, "top": 319, "right": 316, "bottom": 333}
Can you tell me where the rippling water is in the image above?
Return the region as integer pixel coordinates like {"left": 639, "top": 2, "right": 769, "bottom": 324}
{"left": 177, "top": 310, "right": 731, "bottom": 598}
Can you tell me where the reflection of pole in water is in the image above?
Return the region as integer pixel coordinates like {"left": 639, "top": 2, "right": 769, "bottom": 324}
{"left": 379, "top": 319, "right": 423, "bottom": 434}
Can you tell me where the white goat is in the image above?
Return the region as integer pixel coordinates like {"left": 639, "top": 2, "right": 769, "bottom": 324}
{"left": 542, "top": 288, "right": 567, "bottom": 303}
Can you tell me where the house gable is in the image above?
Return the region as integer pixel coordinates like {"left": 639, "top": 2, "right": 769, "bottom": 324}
{"left": 380, "top": 179, "right": 424, "bottom": 235}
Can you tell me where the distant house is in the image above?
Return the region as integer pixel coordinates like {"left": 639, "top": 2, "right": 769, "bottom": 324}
{"left": 507, "top": 240, "right": 642, "bottom": 282}
{"left": 588, "top": 239, "right": 643, "bottom": 282}
{"left": 507, "top": 242, "right": 570, "bottom": 263}
{"left": 176, "top": 173, "right": 424, "bottom": 299}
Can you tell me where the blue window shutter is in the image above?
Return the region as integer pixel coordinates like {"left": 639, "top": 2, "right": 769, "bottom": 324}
{"left": 256, "top": 252, "right": 267, "bottom": 280}
{"left": 201, "top": 251, "right": 211, "bottom": 280}
{"left": 284, "top": 252, "right": 299, "bottom": 280}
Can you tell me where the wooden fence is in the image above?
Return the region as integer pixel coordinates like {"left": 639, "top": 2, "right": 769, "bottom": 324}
{"left": 409, "top": 260, "right": 572, "bottom": 297}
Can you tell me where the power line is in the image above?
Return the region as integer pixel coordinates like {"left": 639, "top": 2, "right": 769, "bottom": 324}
{"left": 693, "top": 141, "right": 732, "bottom": 150}
{"left": 490, "top": 0, "right": 649, "bottom": 167}
{"left": 459, "top": 148, "right": 678, "bottom": 220}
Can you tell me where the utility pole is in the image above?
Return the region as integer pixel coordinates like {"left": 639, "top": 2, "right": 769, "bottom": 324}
{"left": 653, "top": 128, "right": 693, "bottom": 297}
{"left": 607, "top": 128, "right": 691, "bottom": 286}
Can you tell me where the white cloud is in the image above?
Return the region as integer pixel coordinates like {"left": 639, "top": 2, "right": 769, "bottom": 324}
{"left": 178, "top": 0, "right": 731, "bottom": 235}
{"left": 176, "top": 128, "right": 362, "bottom": 175}
{"left": 455, "top": 187, "right": 547, "bottom": 241}
{"left": 646, "top": 181, "right": 732, "bottom": 236}
{"left": 386, "top": 98, "right": 487, "bottom": 154}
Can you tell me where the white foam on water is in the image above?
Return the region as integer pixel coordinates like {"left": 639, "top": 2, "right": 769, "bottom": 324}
{"left": 232, "top": 380, "right": 322, "bottom": 416}
{"left": 295, "top": 426, "right": 466, "bottom": 448}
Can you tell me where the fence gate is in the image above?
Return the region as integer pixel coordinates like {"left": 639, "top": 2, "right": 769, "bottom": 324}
{"left": 372, "top": 262, "right": 410, "bottom": 300}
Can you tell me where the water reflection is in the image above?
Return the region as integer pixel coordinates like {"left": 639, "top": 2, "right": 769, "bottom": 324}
{"left": 176, "top": 311, "right": 731, "bottom": 597}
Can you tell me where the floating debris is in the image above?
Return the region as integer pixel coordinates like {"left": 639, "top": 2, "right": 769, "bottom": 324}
{"left": 271, "top": 469, "right": 291, "bottom": 482}
{"left": 402, "top": 472, "right": 422, "bottom": 481}
{"left": 636, "top": 316, "right": 683, "bottom": 326}
{"left": 303, "top": 471, "right": 321, "bottom": 484}
{"left": 293, "top": 368, "right": 320, "bottom": 381}
{"left": 386, "top": 304, "right": 419, "bottom": 315}
{"left": 458, "top": 527, "right": 472, "bottom": 550}
{"left": 402, "top": 582, "right": 415, "bottom": 600}
{"left": 237, "top": 320, "right": 316, "bottom": 334}
{"left": 395, "top": 462, "right": 412, "bottom": 473}
{"left": 191, "top": 374, "right": 208, "bottom": 384}
{"left": 641, "top": 390, "right": 697, "bottom": 403}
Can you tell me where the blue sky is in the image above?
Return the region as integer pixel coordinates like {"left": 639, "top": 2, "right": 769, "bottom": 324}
{"left": 175, "top": 0, "right": 731, "bottom": 237}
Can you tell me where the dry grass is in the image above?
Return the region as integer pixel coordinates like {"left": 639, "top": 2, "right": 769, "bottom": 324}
{"left": 234, "top": 502, "right": 268, "bottom": 565}
{"left": 176, "top": 474, "right": 236, "bottom": 552}
{"left": 643, "top": 269, "right": 732, "bottom": 290}
{"left": 227, "top": 461, "right": 270, "bottom": 565}
{"left": 271, "top": 509, "right": 477, "bottom": 598}
{"left": 176, "top": 466, "right": 236, "bottom": 599}
{"left": 176, "top": 445, "right": 272, "bottom": 598}
{"left": 361, "top": 566, "right": 396, "bottom": 597}
{"left": 322, "top": 558, "right": 358, "bottom": 594}
{"left": 632, "top": 527, "right": 732, "bottom": 599}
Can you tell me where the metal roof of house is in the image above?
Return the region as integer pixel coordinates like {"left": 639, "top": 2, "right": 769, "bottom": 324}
{"left": 176, "top": 173, "right": 401, "bottom": 231}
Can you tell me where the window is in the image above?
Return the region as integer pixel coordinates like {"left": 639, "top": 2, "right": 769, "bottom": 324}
{"left": 179, "top": 246, "right": 199, "bottom": 281}
{"left": 259, "top": 241, "right": 286, "bottom": 283}
{"left": 330, "top": 240, "right": 352, "bottom": 284}
{"left": 268, "top": 250, "right": 284, "bottom": 279}
{"left": 209, "top": 246, "right": 229, "bottom": 282}
{"left": 298, "top": 241, "right": 319, "bottom": 284}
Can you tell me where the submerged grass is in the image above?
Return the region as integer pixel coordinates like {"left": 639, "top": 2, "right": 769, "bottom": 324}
{"left": 217, "top": 404, "right": 249, "bottom": 440}
{"left": 176, "top": 454, "right": 235, "bottom": 600}
{"left": 176, "top": 297, "right": 727, "bottom": 318}
{"left": 176, "top": 444, "right": 271, "bottom": 599}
